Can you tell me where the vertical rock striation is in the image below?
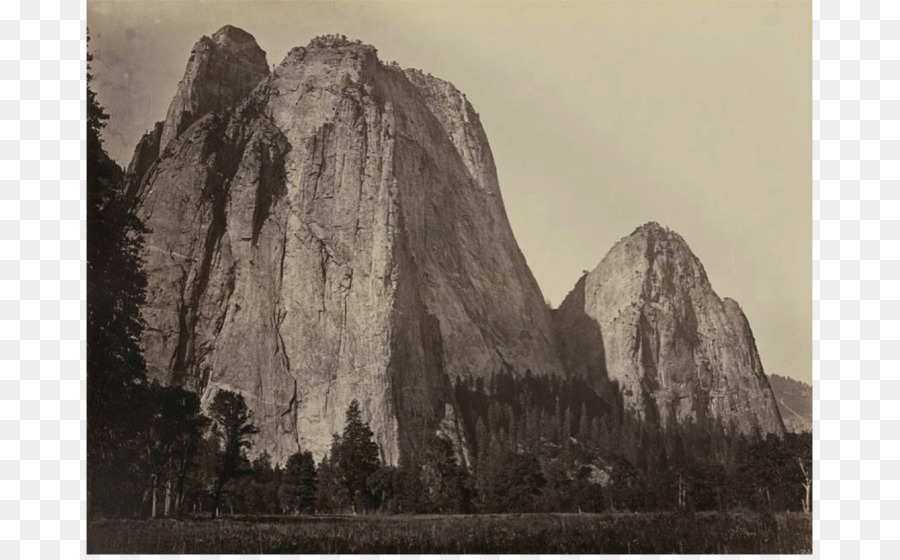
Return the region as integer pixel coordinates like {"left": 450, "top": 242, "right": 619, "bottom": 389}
{"left": 554, "top": 223, "right": 785, "bottom": 435}
{"left": 126, "top": 30, "right": 565, "bottom": 465}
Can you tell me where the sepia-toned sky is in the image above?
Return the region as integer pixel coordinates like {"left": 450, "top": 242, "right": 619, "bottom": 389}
{"left": 88, "top": 0, "right": 811, "bottom": 384}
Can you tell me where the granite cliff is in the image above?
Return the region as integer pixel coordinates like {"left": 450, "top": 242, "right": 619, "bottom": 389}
{"left": 125, "top": 26, "right": 785, "bottom": 466}
{"left": 554, "top": 223, "right": 785, "bottom": 436}
{"left": 126, "top": 28, "right": 565, "bottom": 465}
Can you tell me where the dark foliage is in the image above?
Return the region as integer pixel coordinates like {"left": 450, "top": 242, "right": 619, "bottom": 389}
{"left": 365, "top": 435, "right": 474, "bottom": 515}
{"left": 333, "top": 400, "right": 382, "bottom": 512}
{"left": 281, "top": 450, "right": 318, "bottom": 513}
{"left": 315, "top": 438, "right": 353, "bottom": 513}
{"left": 208, "top": 390, "right": 260, "bottom": 518}
{"left": 141, "top": 384, "right": 209, "bottom": 518}
{"left": 86, "top": 30, "right": 152, "bottom": 518}
{"left": 455, "top": 372, "right": 813, "bottom": 515}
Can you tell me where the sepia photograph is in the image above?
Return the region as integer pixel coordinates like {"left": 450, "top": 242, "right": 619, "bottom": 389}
{"left": 86, "top": 0, "right": 812, "bottom": 554}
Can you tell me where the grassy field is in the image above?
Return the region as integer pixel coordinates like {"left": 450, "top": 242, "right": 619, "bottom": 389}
{"left": 87, "top": 512, "right": 812, "bottom": 554}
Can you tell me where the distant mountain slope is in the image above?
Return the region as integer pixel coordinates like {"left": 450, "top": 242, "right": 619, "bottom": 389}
{"left": 768, "top": 374, "right": 812, "bottom": 433}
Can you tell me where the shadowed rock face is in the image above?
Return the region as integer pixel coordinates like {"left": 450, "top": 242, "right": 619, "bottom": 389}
{"left": 126, "top": 30, "right": 565, "bottom": 465}
{"left": 555, "top": 222, "right": 785, "bottom": 435}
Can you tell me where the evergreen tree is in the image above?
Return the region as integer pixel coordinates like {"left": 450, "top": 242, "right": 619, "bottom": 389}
{"left": 418, "top": 435, "right": 474, "bottom": 513}
{"left": 280, "top": 450, "right": 318, "bottom": 514}
{"left": 86, "top": 30, "right": 150, "bottom": 518}
{"left": 491, "top": 451, "right": 545, "bottom": 513}
{"left": 336, "top": 400, "right": 381, "bottom": 512}
{"left": 208, "top": 390, "right": 259, "bottom": 518}
{"left": 315, "top": 437, "right": 351, "bottom": 513}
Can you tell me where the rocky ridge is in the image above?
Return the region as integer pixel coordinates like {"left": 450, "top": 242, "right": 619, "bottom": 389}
{"left": 554, "top": 222, "right": 785, "bottom": 435}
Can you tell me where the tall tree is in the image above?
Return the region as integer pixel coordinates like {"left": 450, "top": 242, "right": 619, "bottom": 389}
{"left": 417, "top": 435, "right": 473, "bottom": 513}
{"left": 208, "top": 390, "right": 259, "bottom": 518}
{"left": 86, "top": 30, "right": 150, "bottom": 518}
{"left": 280, "top": 450, "right": 318, "bottom": 514}
{"left": 315, "top": 436, "right": 352, "bottom": 513}
{"left": 141, "top": 384, "right": 209, "bottom": 517}
{"left": 336, "top": 400, "right": 381, "bottom": 513}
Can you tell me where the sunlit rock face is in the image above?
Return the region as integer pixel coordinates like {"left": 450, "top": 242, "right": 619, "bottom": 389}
{"left": 555, "top": 223, "right": 785, "bottom": 436}
{"left": 126, "top": 29, "right": 565, "bottom": 465}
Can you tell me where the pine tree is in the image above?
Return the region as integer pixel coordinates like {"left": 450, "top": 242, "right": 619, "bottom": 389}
{"left": 578, "top": 402, "right": 590, "bottom": 438}
{"left": 86, "top": 29, "right": 151, "bottom": 518}
{"left": 315, "top": 439, "right": 352, "bottom": 513}
{"left": 280, "top": 450, "right": 318, "bottom": 514}
{"left": 336, "top": 400, "right": 381, "bottom": 513}
{"left": 418, "top": 435, "right": 473, "bottom": 513}
{"left": 208, "top": 390, "right": 259, "bottom": 518}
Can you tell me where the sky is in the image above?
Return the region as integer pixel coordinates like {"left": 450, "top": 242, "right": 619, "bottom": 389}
{"left": 88, "top": 0, "right": 812, "bottom": 384}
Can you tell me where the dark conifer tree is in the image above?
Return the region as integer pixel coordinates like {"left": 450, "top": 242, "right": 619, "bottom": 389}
{"left": 86, "top": 30, "right": 151, "bottom": 518}
{"left": 208, "top": 390, "right": 259, "bottom": 518}
{"left": 336, "top": 400, "right": 381, "bottom": 512}
{"left": 315, "top": 436, "right": 352, "bottom": 513}
{"left": 281, "top": 450, "right": 318, "bottom": 514}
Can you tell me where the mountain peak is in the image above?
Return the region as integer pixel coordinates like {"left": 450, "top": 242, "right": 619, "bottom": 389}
{"left": 634, "top": 220, "right": 667, "bottom": 234}
{"left": 156, "top": 26, "right": 269, "bottom": 152}
{"left": 306, "top": 34, "right": 376, "bottom": 53}
{"left": 211, "top": 25, "right": 259, "bottom": 45}
{"left": 629, "top": 221, "right": 689, "bottom": 247}
{"left": 555, "top": 223, "right": 785, "bottom": 435}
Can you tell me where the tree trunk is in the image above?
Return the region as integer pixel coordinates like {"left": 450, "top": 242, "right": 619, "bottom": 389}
{"left": 150, "top": 475, "right": 158, "bottom": 519}
{"left": 212, "top": 472, "right": 227, "bottom": 519}
{"left": 175, "top": 446, "right": 189, "bottom": 516}
{"left": 175, "top": 472, "right": 186, "bottom": 516}
{"left": 803, "top": 482, "right": 811, "bottom": 514}
{"left": 164, "top": 478, "right": 172, "bottom": 517}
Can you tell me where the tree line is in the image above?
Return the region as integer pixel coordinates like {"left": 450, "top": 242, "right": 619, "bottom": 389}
{"left": 87, "top": 35, "right": 811, "bottom": 520}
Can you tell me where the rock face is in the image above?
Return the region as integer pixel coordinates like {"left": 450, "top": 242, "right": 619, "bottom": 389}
{"left": 126, "top": 30, "right": 564, "bottom": 465}
{"left": 554, "top": 223, "right": 785, "bottom": 435}
{"left": 159, "top": 25, "right": 270, "bottom": 152}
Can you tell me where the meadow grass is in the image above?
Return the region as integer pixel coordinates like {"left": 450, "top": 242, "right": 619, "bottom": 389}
{"left": 87, "top": 511, "right": 812, "bottom": 554}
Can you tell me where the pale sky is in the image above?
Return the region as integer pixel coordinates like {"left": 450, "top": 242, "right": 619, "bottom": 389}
{"left": 88, "top": 0, "right": 812, "bottom": 384}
